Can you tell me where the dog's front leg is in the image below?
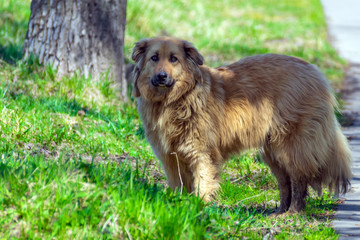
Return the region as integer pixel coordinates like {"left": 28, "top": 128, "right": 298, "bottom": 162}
{"left": 162, "top": 153, "right": 194, "bottom": 193}
{"left": 189, "top": 153, "right": 220, "bottom": 202}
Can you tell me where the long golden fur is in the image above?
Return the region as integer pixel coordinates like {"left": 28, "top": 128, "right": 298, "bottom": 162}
{"left": 131, "top": 36, "right": 352, "bottom": 213}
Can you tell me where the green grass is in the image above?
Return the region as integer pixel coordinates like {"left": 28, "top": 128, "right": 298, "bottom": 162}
{"left": 0, "top": 0, "right": 346, "bottom": 239}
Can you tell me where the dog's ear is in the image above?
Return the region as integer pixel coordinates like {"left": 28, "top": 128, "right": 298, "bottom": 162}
{"left": 183, "top": 41, "right": 204, "bottom": 65}
{"left": 131, "top": 39, "right": 148, "bottom": 97}
{"left": 132, "top": 39, "right": 148, "bottom": 63}
{"left": 132, "top": 66, "right": 141, "bottom": 97}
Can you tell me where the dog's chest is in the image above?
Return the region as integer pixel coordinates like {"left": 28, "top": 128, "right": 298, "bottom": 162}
{"left": 138, "top": 102, "right": 173, "bottom": 153}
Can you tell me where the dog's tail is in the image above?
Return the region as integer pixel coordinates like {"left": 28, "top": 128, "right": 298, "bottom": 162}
{"left": 327, "top": 124, "right": 352, "bottom": 196}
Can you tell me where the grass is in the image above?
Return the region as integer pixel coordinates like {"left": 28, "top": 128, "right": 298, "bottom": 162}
{"left": 0, "top": 0, "right": 30, "bottom": 64}
{"left": 0, "top": 0, "right": 346, "bottom": 239}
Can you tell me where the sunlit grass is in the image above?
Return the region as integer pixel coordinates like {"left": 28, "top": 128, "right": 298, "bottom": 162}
{"left": 125, "top": 0, "right": 345, "bottom": 86}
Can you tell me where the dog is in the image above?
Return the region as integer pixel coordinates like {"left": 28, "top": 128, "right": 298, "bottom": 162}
{"left": 131, "top": 36, "right": 352, "bottom": 213}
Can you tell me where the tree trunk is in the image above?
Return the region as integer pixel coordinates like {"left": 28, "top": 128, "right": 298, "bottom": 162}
{"left": 24, "top": 0, "right": 128, "bottom": 101}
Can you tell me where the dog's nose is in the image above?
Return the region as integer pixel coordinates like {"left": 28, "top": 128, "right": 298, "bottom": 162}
{"left": 151, "top": 71, "right": 174, "bottom": 87}
{"left": 157, "top": 72, "right": 168, "bottom": 82}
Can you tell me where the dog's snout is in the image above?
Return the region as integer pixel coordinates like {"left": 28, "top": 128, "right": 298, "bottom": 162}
{"left": 151, "top": 71, "right": 174, "bottom": 88}
{"left": 157, "top": 72, "right": 168, "bottom": 82}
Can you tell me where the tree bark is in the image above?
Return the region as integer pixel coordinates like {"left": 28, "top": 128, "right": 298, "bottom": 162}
{"left": 24, "top": 0, "right": 128, "bottom": 101}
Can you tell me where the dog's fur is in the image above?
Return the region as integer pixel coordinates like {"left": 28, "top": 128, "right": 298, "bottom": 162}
{"left": 131, "top": 36, "right": 352, "bottom": 213}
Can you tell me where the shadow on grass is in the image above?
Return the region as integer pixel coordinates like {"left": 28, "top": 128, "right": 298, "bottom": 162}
{"left": 214, "top": 202, "right": 276, "bottom": 217}
{"left": 0, "top": 43, "right": 23, "bottom": 64}
{"left": 214, "top": 193, "right": 339, "bottom": 221}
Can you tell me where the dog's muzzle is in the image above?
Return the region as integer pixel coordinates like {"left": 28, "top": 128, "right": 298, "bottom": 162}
{"left": 151, "top": 71, "right": 174, "bottom": 88}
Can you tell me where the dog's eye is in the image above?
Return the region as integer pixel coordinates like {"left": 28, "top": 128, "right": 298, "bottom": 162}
{"left": 151, "top": 55, "right": 159, "bottom": 62}
{"left": 170, "top": 56, "right": 178, "bottom": 63}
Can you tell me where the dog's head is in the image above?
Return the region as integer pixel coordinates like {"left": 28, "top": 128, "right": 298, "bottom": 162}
{"left": 131, "top": 37, "right": 204, "bottom": 103}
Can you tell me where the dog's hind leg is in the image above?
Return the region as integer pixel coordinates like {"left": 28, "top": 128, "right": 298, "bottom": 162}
{"left": 262, "top": 141, "right": 292, "bottom": 213}
{"left": 288, "top": 178, "right": 308, "bottom": 213}
{"left": 272, "top": 139, "right": 308, "bottom": 213}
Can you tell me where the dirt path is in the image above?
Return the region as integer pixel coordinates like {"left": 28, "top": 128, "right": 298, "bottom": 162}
{"left": 321, "top": 0, "right": 360, "bottom": 239}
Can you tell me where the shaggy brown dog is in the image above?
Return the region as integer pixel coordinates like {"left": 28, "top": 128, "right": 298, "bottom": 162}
{"left": 131, "top": 36, "right": 352, "bottom": 213}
